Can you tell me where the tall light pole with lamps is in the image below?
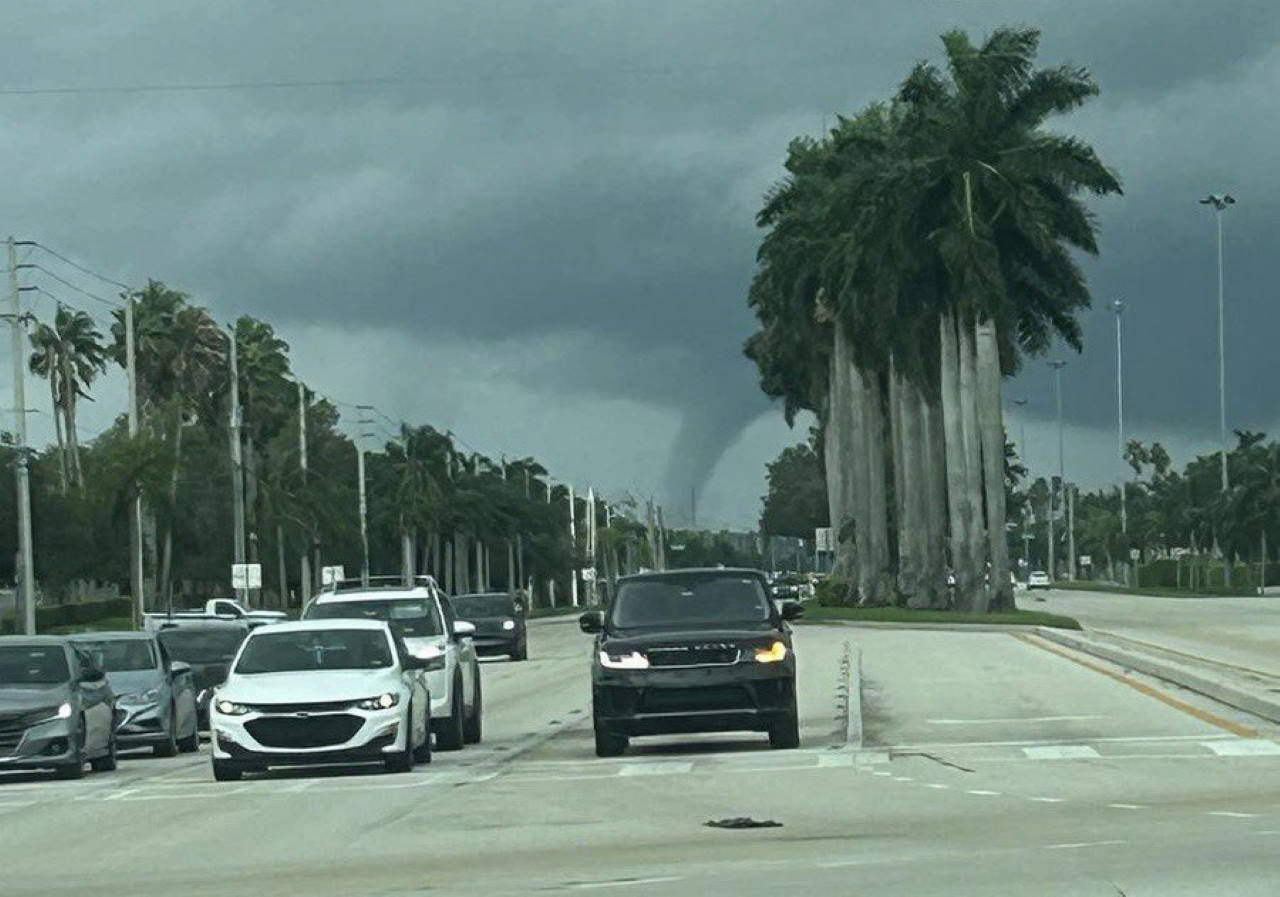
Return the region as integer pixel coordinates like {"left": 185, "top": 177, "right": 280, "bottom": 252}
{"left": 1048, "top": 361, "right": 1068, "bottom": 581}
{"left": 1200, "top": 193, "right": 1235, "bottom": 584}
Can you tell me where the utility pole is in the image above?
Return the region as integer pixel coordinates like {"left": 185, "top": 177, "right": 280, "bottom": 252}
{"left": 228, "top": 325, "right": 248, "bottom": 605}
{"left": 690, "top": 485, "right": 696, "bottom": 529}
{"left": 7, "top": 237, "right": 35, "bottom": 634}
{"left": 297, "top": 379, "right": 312, "bottom": 601}
{"left": 1012, "top": 397, "right": 1030, "bottom": 582}
{"left": 546, "top": 478, "right": 555, "bottom": 607}
{"left": 1112, "top": 299, "right": 1127, "bottom": 535}
{"left": 1049, "top": 360, "right": 1067, "bottom": 581}
{"left": 568, "top": 483, "right": 578, "bottom": 606}
{"left": 356, "top": 409, "right": 375, "bottom": 588}
{"left": 125, "top": 293, "right": 144, "bottom": 625}
{"left": 1067, "top": 484, "right": 1077, "bottom": 581}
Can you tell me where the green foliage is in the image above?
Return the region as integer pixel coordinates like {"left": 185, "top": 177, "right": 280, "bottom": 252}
{"left": 802, "top": 604, "right": 1082, "bottom": 630}
{"left": 759, "top": 440, "right": 829, "bottom": 538}
{"left": 0, "top": 598, "right": 133, "bottom": 634}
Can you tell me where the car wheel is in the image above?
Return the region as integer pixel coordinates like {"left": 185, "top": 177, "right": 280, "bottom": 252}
{"left": 768, "top": 683, "right": 801, "bottom": 750}
{"left": 90, "top": 733, "right": 118, "bottom": 772}
{"left": 55, "top": 724, "right": 86, "bottom": 779}
{"left": 177, "top": 716, "right": 200, "bottom": 753}
{"left": 412, "top": 713, "right": 433, "bottom": 764}
{"left": 510, "top": 638, "right": 528, "bottom": 661}
{"left": 593, "top": 724, "right": 628, "bottom": 758}
{"left": 435, "top": 676, "right": 466, "bottom": 751}
{"left": 463, "top": 671, "right": 483, "bottom": 744}
{"left": 154, "top": 713, "right": 179, "bottom": 758}
{"left": 384, "top": 713, "right": 415, "bottom": 774}
{"left": 211, "top": 760, "right": 242, "bottom": 782}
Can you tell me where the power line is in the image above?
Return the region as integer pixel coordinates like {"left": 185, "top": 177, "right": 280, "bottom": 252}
{"left": 22, "top": 263, "right": 123, "bottom": 309}
{"left": 24, "top": 242, "right": 131, "bottom": 291}
{"left": 27, "top": 286, "right": 115, "bottom": 328}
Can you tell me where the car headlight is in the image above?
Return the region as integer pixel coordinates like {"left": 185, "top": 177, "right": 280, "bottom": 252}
{"left": 214, "top": 699, "right": 250, "bottom": 716}
{"left": 56, "top": 701, "right": 73, "bottom": 719}
{"left": 501, "top": 619, "right": 516, "bottom": 631}
{"left": 754, "top": 641, "right": 788, "bottom": 663}
{"left": 357, "top": 693, "right": 401, "bottom": 711}
{"left": 121, "top": 688, "right": 161, "bottom": 706}
{"left": 599, "top": 650, "right": 650, "bottom": 670}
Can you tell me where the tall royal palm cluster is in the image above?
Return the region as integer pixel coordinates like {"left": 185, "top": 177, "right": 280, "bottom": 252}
{"left": 745, "top": 28, "right": 1121, "bottom": 611}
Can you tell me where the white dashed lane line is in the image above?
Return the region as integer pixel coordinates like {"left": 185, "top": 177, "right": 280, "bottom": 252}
{"left": 1208, "top": 811, "right": 1261, "bottom": 818}
{"left": 1043, "top": 840, "right": 1127, "bottom": 850}
{"left": 1107, "top": 803, "right": 1145, "bottom": 810}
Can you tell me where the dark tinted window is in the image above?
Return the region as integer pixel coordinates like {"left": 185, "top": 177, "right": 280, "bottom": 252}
{"left": 305, "top": 598, "right": 444, "bottom": 638}
{"left": 451, "top": 594, "right": 516, "bottom": 617}
{"left": 0, "top": 646, "right": 70, "bottom": 684}
{"left": 610, "top": 575, "right": 772, "bottom": 628}
{"left": 158, "top": 628, "right": 249, "bottom": 663}
{"left": 75, "top": 639, "right": 157, "bottom": 672}
{"left": 235, "top": 629, "right": 393, "bottom": 674}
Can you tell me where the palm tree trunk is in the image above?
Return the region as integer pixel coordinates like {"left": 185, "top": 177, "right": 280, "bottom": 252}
{"left": 889, "top": 360, "right": 916, "bottom": 604}
{"left": 975, "top": 316, "right": 1013, "bottom": 611}
{"left": 958, "top": 312, "right": 986, "bottom": 608}
{"left": 825, "top": 325, "right": 857, "bottom": 582}
{"left": 50, "top": 376, "right": 68, "bottom": 494}
{"left": 855, "top": 363, "right": 892, "bottom": 605}
{"left": 444, "top": 536, "right": 455, "bottom": 593}
{"left": 61, "top": 352, "right": 83, "bottom": 489}
{"left": 400, "top": 519, "right": 415, "bottom": 583}
{"left": 939, "top": 311, "right": 973, "bottom": 608}
{"left": 507, "top": 540, "right": 516, "bottom": 593}
{"left": 276, "top": 522, "right": 288, "bottom": 608}
{"left": 159, "top": 407, "right": 184, "bottom": 608}
{"left": 923, "top": 394, "right": 950, "bottom": 608}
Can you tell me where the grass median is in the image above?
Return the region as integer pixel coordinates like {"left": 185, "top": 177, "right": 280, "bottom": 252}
{"left": 1049, "top": 581, "right": 1258, "bottom": 598}
{"left": 802, "top": 605, "right": 1082, "bottom": 629}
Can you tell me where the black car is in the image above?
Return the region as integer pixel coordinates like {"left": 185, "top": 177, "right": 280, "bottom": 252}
{"left": 579, "top": 567, "right": 803, "bottom": 757}
{"left": 0, "top": 636, "right": 118, "bottom": 778}
{"left": 449, "top": 592, "right": 528, "bottom": 661}
{"left": 156, "top": 620, "right": 251, "bottom": 729}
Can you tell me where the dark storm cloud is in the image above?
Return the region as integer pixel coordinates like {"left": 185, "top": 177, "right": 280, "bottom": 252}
{"left": 3, "top": 0, "right": 1279, "bottom": 517}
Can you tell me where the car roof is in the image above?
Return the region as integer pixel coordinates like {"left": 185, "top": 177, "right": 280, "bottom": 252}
{"left": 618, "top": 567, "right": 766, "bottom": 583}
{"left": 247, "top": 619, "right": 392, "bottom": 635}
{"left": 67, "top": 631, "right": 152, "bottom": 642}
{"left": 0, "top": 635, "right": 69, "bottom": 647}
{"left": 311, "top": 588, "right": 434, "bottom": 603}
{"left": 155, "top": 619, "right": 249, "bottom": 631}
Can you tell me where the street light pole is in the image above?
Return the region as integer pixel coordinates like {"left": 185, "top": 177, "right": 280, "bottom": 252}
{"left": 1200, "top": 194, "right": 1235, "bottom": 493}
{"left": 7, "top": 237, "right": 35, "bottom": 634}
{"left": 1112, "top": 299, "right": 1127, "bottom": 537}
{"left": 1049, "top": 361, "right": 1068, "bottom": 581}
{"left": 227, "top": 325, "right": 247, "bottom": 605}
{"left": 1013, "top": 398, "right": 1029, "bottom": 575}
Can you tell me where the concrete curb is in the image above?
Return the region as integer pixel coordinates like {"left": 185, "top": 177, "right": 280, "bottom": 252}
{"left": 803, "top": 619, "right": 1058, "bottom": 633}
{"left": 1034, "top": 626, "right": 1280, "bottom": 725}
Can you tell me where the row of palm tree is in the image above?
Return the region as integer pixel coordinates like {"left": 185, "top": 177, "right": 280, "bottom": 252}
{"left": 745, "top": 27, "right": 1121, "bottom": 610}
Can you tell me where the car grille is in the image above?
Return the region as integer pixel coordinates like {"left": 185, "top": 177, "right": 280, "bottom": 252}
{"left": 645, "top": 644, "right": 739, "bottom": 667}
{"left": 245, "top": 714, "right": 363, "bottom": 748}
{"left": 244, "top": 700, "right": 354, "bottom": 714}
{"left": 0, "top": 709, "right": 53, "bottom": 751}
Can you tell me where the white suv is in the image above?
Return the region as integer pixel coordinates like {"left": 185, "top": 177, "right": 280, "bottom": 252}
{"left": 302, "top": 576, "right": 482, "bottom": 751}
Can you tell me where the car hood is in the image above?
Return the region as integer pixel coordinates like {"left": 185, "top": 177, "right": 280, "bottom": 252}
{"left": 221, "top": 669, "right": 401, "bottom": 704}
{"left": 604, "top": 622, "right": 782, "bottom": 651}
{"left": 0, "top": 682, "right": 73, "bottom": 713}
{"left": 107, "top": 670, "right": 163, "bottom": 698}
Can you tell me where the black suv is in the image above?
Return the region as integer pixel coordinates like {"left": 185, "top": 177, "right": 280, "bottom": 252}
{"left": 579, "top": 567, "right": 803, "bottom": 757}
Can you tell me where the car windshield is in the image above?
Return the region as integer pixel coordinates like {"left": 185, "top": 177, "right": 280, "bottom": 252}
{"left": 0, "top": 646, "right": 70, "bottom": 684}
{"left": 158, "top": 628, "right": 248, "bottom": 663}
{"left": 76, "top": 639, "right": 156, "bottom": 672}
{"left": 610, "top": 575, "right": 772, "bottom": 629}
{"left": 306, "top": 598, "right": 444, "bottom": 638}
{"left": 451, "top": 594, "right": 516, "bottom": 618}
{"left": 234, "top": 629, "right": 393, "bottom": 674}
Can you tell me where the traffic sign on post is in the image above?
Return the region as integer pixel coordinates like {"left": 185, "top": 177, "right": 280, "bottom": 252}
{"left": 1130, "top": 548, "right": 1141, "bottom": 561}
{"left": 814, "top": 527, "right": 834, "bottom": 553}
{"left": 231, "top": 563, "right": 262, "bottom": 590}
{"left": 1079, "top": 555, "right": 1092, "bottom": 567}
{"left": 321, "top": 565, "right": 346, "bottom": 586}
{"left": 581, "top": 568, "right": 597, "bottom": 582}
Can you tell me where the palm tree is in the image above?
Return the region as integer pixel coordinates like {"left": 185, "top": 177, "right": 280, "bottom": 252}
{"left": 29, "top": 305, "right": 107, "bottom": 491}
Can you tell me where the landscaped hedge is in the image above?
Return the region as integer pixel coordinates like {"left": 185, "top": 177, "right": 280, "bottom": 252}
{"left": 1137, "top": 558, "right": 1274, "bottom": 591}
{"left": 1, "top": 597, "right": 134, "bottom": 634}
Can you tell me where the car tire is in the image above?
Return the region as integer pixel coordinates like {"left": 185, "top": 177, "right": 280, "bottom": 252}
{"left": 412, "top": 713, "right": 433, "bottom": 764}
{"left": 768, "top": 684, "right": 801, "bottom": 750}
{"left": 510, "top": 638, "right": 528, "bottom": 662}
{"left": 384, "top": 725, "right": 415, "bottom": 773}
{"left": 435, "top": 676, "right": 466, "bottom": 751}
{"left": 154, "top": 711, "right": 179, "bottom": 758}
{"left": 463, "top": 671, "right": 483, "bottom": 744}
{"left": 593, "top": 724, "right": 628, "bottom": 758}
{"left": 177, "top": 718, "right": 200, "bottom": 754}
{"left": 90, "top": 733, "right": 118, "bottom": 772}
{"left": 211, "top": 760, "right": 242, "bottom": 782}
{"left": 55, "top": 725, "right": 86, "bottom": 779}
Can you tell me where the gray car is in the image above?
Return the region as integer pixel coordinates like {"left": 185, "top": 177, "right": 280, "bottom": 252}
{"left": 0, "top": 636, "right": 118, "bottom": 778}
{"left": 69, "top": 633, "right": 200, "bottom": 756}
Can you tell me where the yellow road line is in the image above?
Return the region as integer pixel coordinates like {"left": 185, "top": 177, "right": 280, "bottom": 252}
{"left": 1013, "top": 633, "right": 1258, "bottom": 739}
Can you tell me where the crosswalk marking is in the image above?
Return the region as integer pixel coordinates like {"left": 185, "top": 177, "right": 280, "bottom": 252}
{"left": 1204, "top": 739, "right": 1280, "bottom": 757}
{"left": 618, "top": 762, "right": 693, "bottom": 777}
{"left": 1021, "top": 745, "right": 1101, "bottom": 760}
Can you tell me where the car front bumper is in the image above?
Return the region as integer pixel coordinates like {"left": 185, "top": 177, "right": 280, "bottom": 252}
{"left": 0, "top": 718, "right": 81, "bottom": 769}
{"left": 115, "top": 703, "right": 169, "bottom": 746}
{"left": 472, "top": 633, "right": 522, "bottom": 655}
{"left": 592, "top": 662, "right": 795, "bottom": 737}
{"left": 211, "top": 705, "right": 407, "bottom": 766}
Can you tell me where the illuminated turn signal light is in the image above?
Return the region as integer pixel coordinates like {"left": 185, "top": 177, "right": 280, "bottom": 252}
{"left": 754, "top": 641, "right": 788, "bottom": 663}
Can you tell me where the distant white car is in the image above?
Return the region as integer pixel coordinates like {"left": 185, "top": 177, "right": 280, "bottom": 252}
{"left": 209, "top": 619, "right": 433, "bottom": 781}
{"left": 1027, "top": 571, "right": 1051, "bottom": 590}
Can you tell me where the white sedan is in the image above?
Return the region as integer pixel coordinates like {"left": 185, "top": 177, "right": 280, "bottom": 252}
{"left": 208, "top": 619, "right": 434, "bottom": 781}
{"left": 1027, "top": 571, "right": 1052, "bottom": 590}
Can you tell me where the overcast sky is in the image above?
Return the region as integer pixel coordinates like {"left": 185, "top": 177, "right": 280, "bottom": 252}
{"left": 1, "top": 1, "right": 1277, "bottom": 529}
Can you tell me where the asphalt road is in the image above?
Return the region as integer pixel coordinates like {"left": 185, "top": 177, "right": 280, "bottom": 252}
{"left": 1028, "top": 588, "right": 1280, "bottom": 676}
{"left": 3, "top": 616, "right": 1280, "bottom": 896}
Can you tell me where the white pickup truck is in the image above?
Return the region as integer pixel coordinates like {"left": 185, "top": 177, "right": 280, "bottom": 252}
{"left": 143, "top": 599, "right": 287, "bottom": 634}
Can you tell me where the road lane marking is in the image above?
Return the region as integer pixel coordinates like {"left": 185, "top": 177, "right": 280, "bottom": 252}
{"left": 880, "top": 734, "right": 1229, "bottom": 751}
{"left": 1107, "top": 803, "right": 1145, "bottom": 810}
{"left": 1022, "top": 745, "right": 1100, "bottom": 760}
{"left": 921, "top": 783, "right": 949, "bottom": 789}
{"left": 1014, "top": 633, "right": 1258, "bottom": 738}
{"left": 1030, "top": 797, "right": 1065, "bottom": 803}
{"left": 1208, "top": 811, "right": 1260, "bottom": 818}
{"left": 1044, "top": 840, "right": 1126, "bottom": 850}
{"left": 892, "top": 776, "right": 913, "bottom": 782}
{"left": 618, "top": 762, "right": 693, "bottom": 777}
{"left": 926, "top": 715, "right": 1105, "bottom": 725}
{"left": 1251, "top": 830, "right": 1280, "bottom": 835}
{"left": 1204, "top": 740, "right": 1280, "bottom": 756}
{"left": 966, "top": 790, "right": 1000, "bottom": 796}
{"left": 568, "top": 877, "right": 683, "bottom": 889}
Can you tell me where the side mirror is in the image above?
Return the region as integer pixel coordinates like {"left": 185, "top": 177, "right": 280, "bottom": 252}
{"left": 780, "top": 601, "right": 804, "bottom": 622}
{"left": 169, "top": 660, "right": 192, "bottom": 677}
{"left": 452, "top": 620, "right": 477, "bottom": 641}
{"left": 578, "top": 611, "right": 605, "bottom": 634}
